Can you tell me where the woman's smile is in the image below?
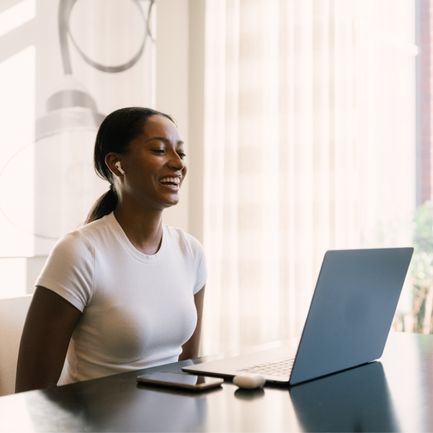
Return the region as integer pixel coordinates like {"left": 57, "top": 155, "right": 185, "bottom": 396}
{"left": 159, "top": 176, "right": 182, "bottom": 191}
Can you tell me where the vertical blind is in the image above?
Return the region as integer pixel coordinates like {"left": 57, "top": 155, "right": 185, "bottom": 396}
{"left": 201, "top": 0, "right": 416, "bottom": 355}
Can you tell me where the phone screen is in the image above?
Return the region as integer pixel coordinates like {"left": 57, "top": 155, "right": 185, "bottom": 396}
{"left": 136, "top": 372, "right": 224, "bottom": 391}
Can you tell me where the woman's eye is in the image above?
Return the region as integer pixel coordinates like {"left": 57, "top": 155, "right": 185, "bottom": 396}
{"left": 152, "top": 149, "right": 165, "bottom": 155}
{"left": 178, "top": 152, "right": 186, "bottom": 159}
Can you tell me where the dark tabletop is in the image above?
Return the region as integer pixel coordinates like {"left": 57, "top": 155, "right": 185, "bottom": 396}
{"left": 1, "top": 332, "right": 432, "bottom": 432}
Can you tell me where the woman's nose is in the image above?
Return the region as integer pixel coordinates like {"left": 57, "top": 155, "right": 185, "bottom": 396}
{"left": 167, "top": 151, "right": 186, "bottom": 170}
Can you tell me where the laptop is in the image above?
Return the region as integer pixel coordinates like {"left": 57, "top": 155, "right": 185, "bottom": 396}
{"left": 183, "top": 247, "right": 413, "bottom": 385}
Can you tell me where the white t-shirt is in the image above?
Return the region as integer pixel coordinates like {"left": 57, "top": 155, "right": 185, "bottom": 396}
{"left": 36, "top": 212, "right": 206, "bottom": 385}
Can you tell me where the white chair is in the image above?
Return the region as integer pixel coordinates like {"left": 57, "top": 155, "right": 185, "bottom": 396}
{"left": 0, "top": 295, "right": 32, "bottom": 396}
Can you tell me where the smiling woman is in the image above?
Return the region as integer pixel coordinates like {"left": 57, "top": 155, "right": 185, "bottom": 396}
{"left": 15, "top": 107, "right": 206, "bottom": 392}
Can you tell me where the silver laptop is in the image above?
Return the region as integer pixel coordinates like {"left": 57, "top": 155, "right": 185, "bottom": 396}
{"left": 183, "top": 248, "right": 413, "bottom": 385}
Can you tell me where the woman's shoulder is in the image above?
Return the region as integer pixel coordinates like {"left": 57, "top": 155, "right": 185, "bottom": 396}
{"left": 164, "top": 226, "right": 207, "bottom": 288}
{"left": 54, "top": 214, "right": 114, "bottom": 254}
{"left": 164, "top": 225, "right": 204, "bottom": 254}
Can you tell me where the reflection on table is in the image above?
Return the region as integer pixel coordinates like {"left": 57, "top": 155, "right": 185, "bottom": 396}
{"left": 290, "top": 362, "right": 399, "bottom": 432}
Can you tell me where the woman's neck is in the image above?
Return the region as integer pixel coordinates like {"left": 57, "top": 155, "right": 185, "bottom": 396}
{"left": 113, "top": 205, "right": 163, "bottom": 255}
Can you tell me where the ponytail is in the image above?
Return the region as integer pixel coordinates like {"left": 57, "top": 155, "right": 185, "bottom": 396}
{"left": 86, "top": 187, "right": 118, "bottom": 223}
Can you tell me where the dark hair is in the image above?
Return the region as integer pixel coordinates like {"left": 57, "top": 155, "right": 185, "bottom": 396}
{"left": 86, "top": 107, "right": 174, "bottom": 223}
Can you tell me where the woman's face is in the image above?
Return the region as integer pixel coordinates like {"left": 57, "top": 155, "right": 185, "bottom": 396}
{"left": 120, "top": 114, "right": 187, "bottom": 210}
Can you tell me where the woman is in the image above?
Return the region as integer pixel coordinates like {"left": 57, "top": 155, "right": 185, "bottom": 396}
{"left": 16, "top": 107, "right": 206, "bottom": 392}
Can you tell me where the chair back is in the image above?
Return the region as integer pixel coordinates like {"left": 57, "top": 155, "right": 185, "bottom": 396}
{"left": 0, "top": 295, "right": 32, "bottom": 396}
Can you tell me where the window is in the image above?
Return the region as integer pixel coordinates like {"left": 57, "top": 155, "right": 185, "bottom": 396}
{"left": 201, "top": 0, "right": 420, "bottom": 355}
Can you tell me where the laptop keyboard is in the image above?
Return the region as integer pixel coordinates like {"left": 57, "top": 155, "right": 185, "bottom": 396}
{"left": 239, "top": 358, "right": 294, "bottom": 377}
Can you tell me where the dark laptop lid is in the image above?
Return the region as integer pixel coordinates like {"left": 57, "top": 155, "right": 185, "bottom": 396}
{"left": 289, "top": 247, "right": 413, "bottom": 385}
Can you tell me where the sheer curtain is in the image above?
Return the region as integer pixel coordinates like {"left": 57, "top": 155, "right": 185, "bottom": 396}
{"left": 201, "top": 0, "right": 416, "bottom": 355}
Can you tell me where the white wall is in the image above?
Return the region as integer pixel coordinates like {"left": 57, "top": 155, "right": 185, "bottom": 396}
{"left": 156, "top": 0, "right": 190, "bottom": 230}
{"left": 156, "top": 0, "right": 206, "bottom": 239}
{"left": 0, "top": 0, "right": 205, "bottom": 297}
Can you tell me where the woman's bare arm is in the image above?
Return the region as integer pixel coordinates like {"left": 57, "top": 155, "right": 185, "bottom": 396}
{"left": 15, "top": 286, "right": 82, "bottom": 393}
{"left": 179, "top": 286, "right": 205, "bottom": 361}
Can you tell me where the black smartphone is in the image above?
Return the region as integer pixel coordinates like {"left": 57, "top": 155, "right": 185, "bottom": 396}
{"left": 136, "top": 372, "right": 224, "bottom": 392}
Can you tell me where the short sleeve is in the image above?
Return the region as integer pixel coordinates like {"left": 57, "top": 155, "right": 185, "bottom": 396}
{"left": 35, "top": 233, "right": 95, "bottom": 312}
{"left": 192, "top": 241, "right": 207, "bottom": 295}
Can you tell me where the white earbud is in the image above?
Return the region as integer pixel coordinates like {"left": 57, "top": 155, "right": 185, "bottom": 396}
{"left": 233, "top": 374, "right": 266, "bottom": 389}
{"left": 115, "top": 162, "right": 125, "bottom": 175}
